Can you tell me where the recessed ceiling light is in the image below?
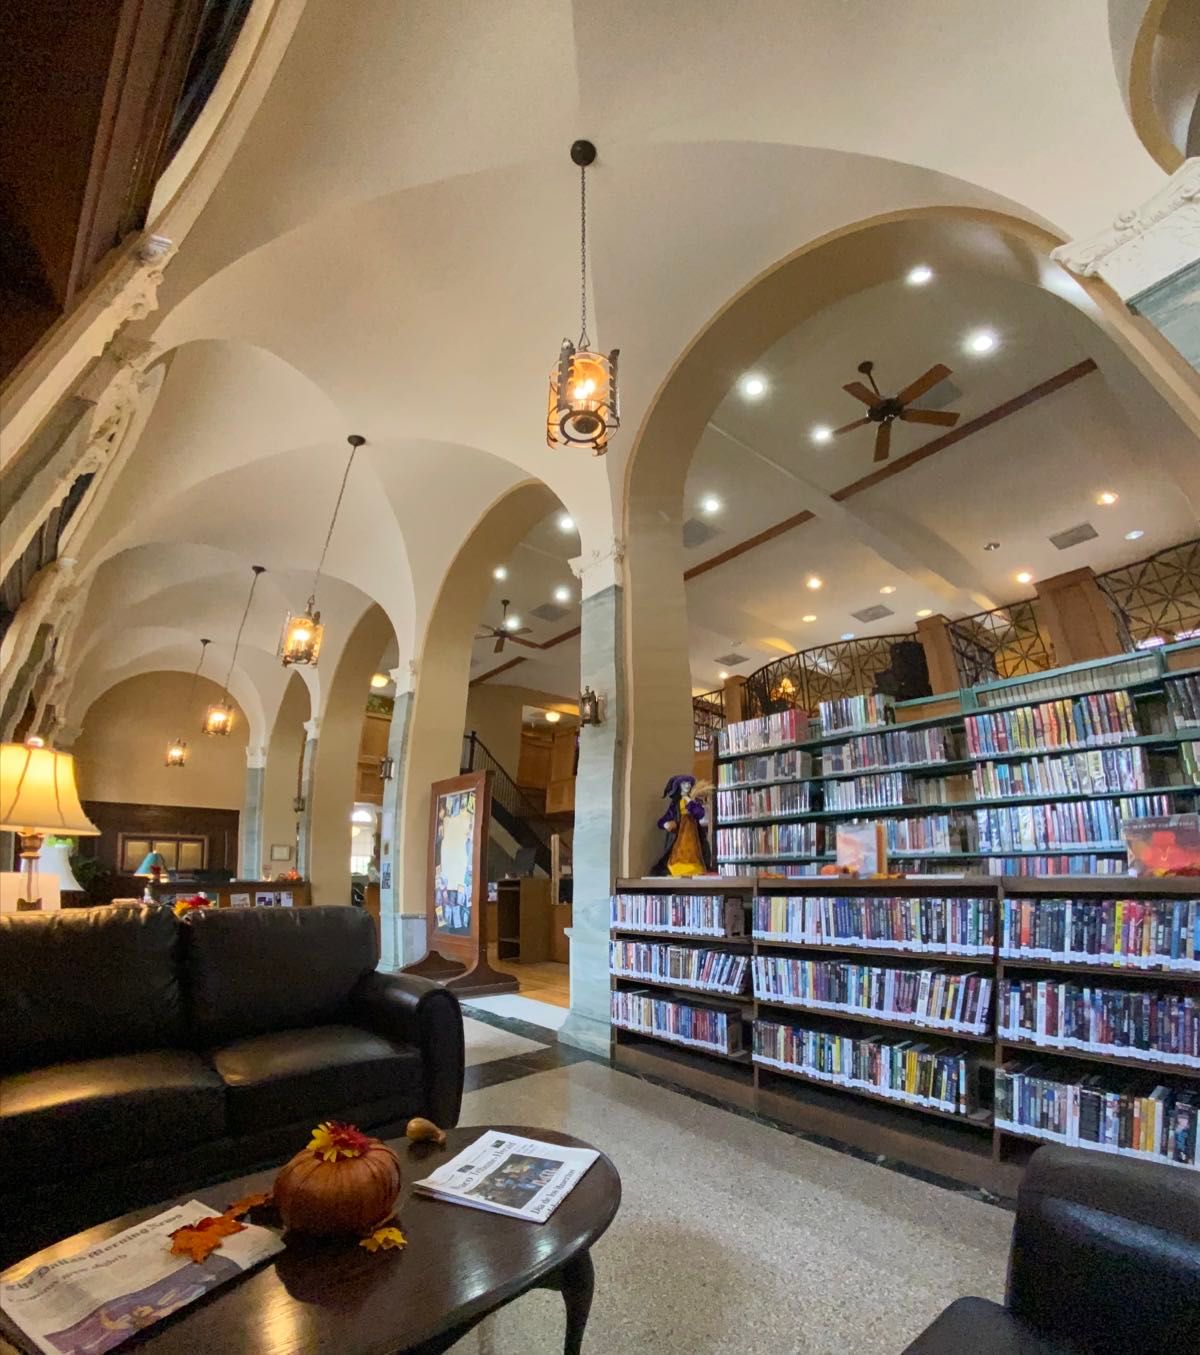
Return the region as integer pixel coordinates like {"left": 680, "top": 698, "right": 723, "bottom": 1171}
{"left": 811, "top": 425, "right": 833, "bottom": 445}
{"left": 369, "top": 673, "right": 389, "bottom": 689}
{"left": 544, "top": 710, "right": 562, "bottom": 724}
{"left": 806, "top": 576, "right": 823, "bottom": 590}
{"left": 983, "top": 541, "right": 1000, "bottom": 552}
{"left": 802, "top": 614, "right": 817, "bottom": 623}
{"left": 1125, "top": 529, "right": 1145, "bottom": 541}
{"left": 557, "top": 513, "right": 575, "bottom": 532}
{"left": 966, "top": 329, "right": 998, "bottom": 355}
{"left": 701, "top": 494, "right": 722, "bottom": 514}
{"left": 879, "top": 585, "right": 896, "bottom": 595}
{"left": 840, "top": 632, "right": 855, "bottom": 641}
{"left": 553, "top": 585, "right": 572, "bottom": 603}
{"left": 739, "top": 373, "right": 767, "bottom": 399}
{"left": 1016, "top": 570, "right": 1033, "bottom": 585}
{"left": 906, "top": 264, "right": 933, "bottom": 286}
{"left": 916, "top": 608, "right": 933, "bottom": 618}
{"left": 504, "top": 614, "right": 521, "bottom": 630}
{"left": 718, "top": 670, "right": 730, "bottom": 680}
{"left": 1096, "top": 491, "right": 1118, "bottom": 506}
{"left": 493, "top": 565, "right": 508, "bottom": 580}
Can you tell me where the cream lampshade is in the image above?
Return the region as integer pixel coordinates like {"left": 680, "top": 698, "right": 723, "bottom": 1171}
{"left": 0, "top": 739, "right": 99, "bottom": 910}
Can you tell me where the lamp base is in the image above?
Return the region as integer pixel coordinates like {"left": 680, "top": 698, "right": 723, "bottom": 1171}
{"left": 16, "top": 897, "right": 42, "bottom": 912}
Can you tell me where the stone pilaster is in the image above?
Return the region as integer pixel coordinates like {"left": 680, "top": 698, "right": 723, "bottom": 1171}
{"left": 559, "top": 542, "right": 626, "bottom": 1056}
{"left": 295, "top": 717, "right": 320, "bottom": 878}
{"left": 378, "top": 665, "right": 418, "bottom": 970}
{"left": 240, "top": 746, "right": 267, "bottom": 878}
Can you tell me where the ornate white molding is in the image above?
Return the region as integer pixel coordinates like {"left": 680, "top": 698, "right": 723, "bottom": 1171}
{"left": 571, "top": 537, "right": 626, "bottom": 598}
{"left": 246, "top": 745, "right": 268, "bottom": 769}
{"left": 1051, "top": 158, "right": 1200, "bottom": 300}
{"left": 389, "top": 661, "right": 418, "bottom": 695}
{"left": 303, "top": 716, "right": 321, "bottom": 740}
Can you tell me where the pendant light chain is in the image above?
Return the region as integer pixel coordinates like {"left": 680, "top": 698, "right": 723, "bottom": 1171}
{"left": 222, "top": 568, "right": 264, "bottom": 696}
{"left": 185, "top": 638, "right": 210, "bottom": 707}
{"left": 309, "top": 437, "right": 363, "bottom": 609}
{"left": 578, "top": 161, "right": 590, "bottom": 350}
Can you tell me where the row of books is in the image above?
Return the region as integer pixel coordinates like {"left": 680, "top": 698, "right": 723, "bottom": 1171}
{"left": 752, "top": 956, "right": 993, "bottom": 1034}
{"left": 721, "top": 862, "right": 823, "bottom": 878}
{"left": 984, "top": 854, "right": 1128, "bottom": 875}
{"left": 824, "top": 772, "right": 946, "bottom": 811}
{"left": 715, "top": 822, "right": 824, "bottom": 860}
{"left": 995, "top": 1064, "right": 1198, "bottom": 1168}
{"left": 823, "top": 725, "right": 956, "bottom": 774}
{"left": 818, "top": 693, "right": 895, "bottom": 735}
{"left": 610, "top": 893, "right": 745, "bottom": 937}
{"left": 880, "top": 813, "right": 967, "bottom": 854}
{"left": 753, "top": 1020, "right": 975, "bottom": 1114}
{"left": 998, "top": 977, "right": 1199, "bottom": 1067}
{"left": 716, "top": 782, "right": 812, "bottom": 822}
{"left": 716, "top": 748, "right": 811, "bottom": 788}
{"left": 611, "top": 991, "right": 743, "bottom": 1055}
{"left": 971, "top": 746, "right": 1151, "bottom": 800}
{"left": 999, "top": 896, "right": 1199, "bottom": 971}
{"left": 610, "top": 941, "right": 749, "bottom": 995}
{"left": 1166, "top": 673, "right": 1200, "bottom": 728}
{"left": 1184, "top": 741, "right": 1200, "bottom": 785}
{"left": 973, "top": 794, "right": 1169, "bottom": 852}
{"left": 964, "top": 691, "right": 1138, "bottom": 758}
{"left": 754, "top": 894, "right": 995, "bottom": 954}
{"left": 719, "top": 708, "right": 809, "bottom": 756}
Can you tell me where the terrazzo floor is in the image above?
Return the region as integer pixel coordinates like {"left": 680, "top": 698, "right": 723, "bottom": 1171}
{"left": 462, "top": 1015, "right": 547, "bottom": 1067}
{"left": 446, "top": 1059, "right": 1013, "bottom": 1355}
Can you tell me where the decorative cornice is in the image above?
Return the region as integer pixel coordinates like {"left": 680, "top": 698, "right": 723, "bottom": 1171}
{"left": 303, "top": 716, "right": 321, "bottom": 739}
{"left": 1051, "top": 158, "right": 1200, "bottom": 300}
{"left": 571, "top": 537, "right": 626, "bottom": 598}
{"left": 389, "top": 661, "right": 418, "bottom": 695}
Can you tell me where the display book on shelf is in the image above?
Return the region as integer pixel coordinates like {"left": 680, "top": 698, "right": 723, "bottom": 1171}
{"left": 713, "top": 642, "right": 1200, "bottom": 878}
{"left": 609, "top": 873, "right": 1199, "bottom": 1194}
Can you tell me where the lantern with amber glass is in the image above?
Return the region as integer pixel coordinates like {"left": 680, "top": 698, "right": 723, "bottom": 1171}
{"left": 544, "top": 141, "right": 619, "bottom": 456}
{"left": 203, "top": 701, "right": 234, "bottom": 737}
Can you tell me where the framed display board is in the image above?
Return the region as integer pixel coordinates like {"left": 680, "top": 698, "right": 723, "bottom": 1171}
{"left": 403, "top": 770, "right": 516, "bottom": 996}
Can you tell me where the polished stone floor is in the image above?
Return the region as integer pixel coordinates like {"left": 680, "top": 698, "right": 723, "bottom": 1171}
{"left": 446, "top": 1017, "right": 1013, "bottom": 1355}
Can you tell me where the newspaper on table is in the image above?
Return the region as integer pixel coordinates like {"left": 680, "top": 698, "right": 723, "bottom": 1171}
{"left": 0, "top": 1201, "right": 283, "bottom": 1355}
{"left": 412, "top": 1130, "right": 598, "bottom": 1223}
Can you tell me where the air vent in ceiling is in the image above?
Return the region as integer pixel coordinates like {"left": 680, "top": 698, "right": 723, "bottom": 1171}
{"left": 530, "top": 602, "right": 568, "bottom": 622}
{"left": 851, "top": 603, "right": 895, "bottom": 623}
{"left": 682, "top": 517, "right": 722, "bottom": 549}
{"left": 1049, "top": 521, "right": 1098, "bottom": 550}
{"left": 714, "top": 651, "right": 749, "bottom": 667}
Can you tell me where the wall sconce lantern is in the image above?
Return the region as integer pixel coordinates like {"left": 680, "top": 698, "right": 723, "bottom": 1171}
{"left": 579, "top": 685, "right": 604, "bottom": 726}
{"left": 546, "top": 141, "right": 619, "bottom": 456}
{"left": 378, "top": 755, "right": 395, "bottom": 781}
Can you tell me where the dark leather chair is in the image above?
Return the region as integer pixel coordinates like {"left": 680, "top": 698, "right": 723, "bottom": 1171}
{"left": 902, "top": 1146, "right": 1200, "bottom": 1354}
{"left": 0, "top": 904, "right": 464, "bottom": 1267}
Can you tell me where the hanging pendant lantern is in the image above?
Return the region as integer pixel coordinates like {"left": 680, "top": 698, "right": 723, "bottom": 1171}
{"left": 546, "top": 141, "right": 619, "bottom": 456}
{"left": 279, "top": 435, "right": 364, "bottom": 666}
{"left": 206, "top": 567, "right": 265, "bottom": 736}
{"left": 166, "top": 638, "right": 210, "bottom": 765}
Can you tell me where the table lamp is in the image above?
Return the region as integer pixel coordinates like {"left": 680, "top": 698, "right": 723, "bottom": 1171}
{"left": 135, "top": 851, "right": 171, "bottom": 902}
{"left": 0, "top": 738, "right": 100, "bottom": 911}
{"left": 39, "top": 839, "right": 85, "bottom": 900}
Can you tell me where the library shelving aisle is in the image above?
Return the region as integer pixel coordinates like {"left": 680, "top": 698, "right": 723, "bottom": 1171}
{"left": 609, "top": 873, "right": 1199, "bottom": 1196}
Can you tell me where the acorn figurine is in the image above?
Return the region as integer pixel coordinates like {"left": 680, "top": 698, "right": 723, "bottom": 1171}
{"left": 406, "top": 1116, "right": 447, "bottom": 1146}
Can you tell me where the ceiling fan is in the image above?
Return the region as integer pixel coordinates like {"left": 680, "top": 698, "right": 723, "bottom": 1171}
{"left": 833, "top": 360, "right": 961, "bottom": 463}
{"left": 475, "top": 599, "right": 533, "bottom": 654}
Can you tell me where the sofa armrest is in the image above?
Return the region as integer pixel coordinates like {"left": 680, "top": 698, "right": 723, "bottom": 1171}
{"left": 1006, "top": 1146, "right": 1200, "bottom": 1354}
{"left": 351, "top": 971, "right": 464, "bottom": 1130}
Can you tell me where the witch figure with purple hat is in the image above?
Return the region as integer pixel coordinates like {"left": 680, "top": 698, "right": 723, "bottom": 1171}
{"left": 650, "top": 773, "right": 713, "bottom": 876}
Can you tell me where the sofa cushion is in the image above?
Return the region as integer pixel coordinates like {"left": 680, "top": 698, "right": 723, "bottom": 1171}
{"left": 901, "top": 1298, "right": 1067, "bottom": 1355}
{"left": 0, "top": 1050, "right": 226, "bottom": 1191}
{"left": 0, "top": 905, "right": 183, "bottom": 1074}
{"left": 182, "top": 906, "right": 378, "bottom": 1046}
{"left": 209, "top": 1024, "right": 422, "bottom": 1135}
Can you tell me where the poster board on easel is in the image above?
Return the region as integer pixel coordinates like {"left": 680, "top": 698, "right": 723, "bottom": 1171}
{"left": 402, "top": 770, "right": 517, "bottom": 996}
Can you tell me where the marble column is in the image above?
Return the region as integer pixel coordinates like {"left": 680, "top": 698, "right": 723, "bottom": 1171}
{"left": 295, "top": 717, "right": 319, "bottom": 878}
{"left": 1051, "top": 159, "right": 1200, "bottom": 371}
{"left": 239, "top": 746, "right": 267, "bottom": 878}
{"left": 378, "top": 664, "right": 419, "bottom": 970}
{"left": 559, "top": 544, "right": 627, "bottom": 1056}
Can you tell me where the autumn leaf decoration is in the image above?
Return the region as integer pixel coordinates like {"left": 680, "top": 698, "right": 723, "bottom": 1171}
{"left": 360, "top": 1223, "right": 407, "bottom": 1252}
{"left": 308, "top": 1121, "right": 373, "bottom": 1161}
{"left": 167, "top": 1191, "right": 274, "bottom": 1263}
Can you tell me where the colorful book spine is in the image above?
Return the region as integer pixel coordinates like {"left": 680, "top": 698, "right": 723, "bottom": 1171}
{"left": 611, "top": 941, "right": 749, "bottom": 995}
{"left": 754, "top": 956, "right": 992, "bottom": 1034}
{"left": 753, "top": 894, "right": 994, "bottom": 954}
{"left": 717, "top": 782, "right": 812, "bottom": 821}
{"left": 971, "top": 746, "right": 1150, "bottom": 799}
{"left": 1166, "top": 674, "right": 1200, "bottom": 729}
{"left": 823, "top": 726, "right": 953, "bottom": 773}
{"left": 718, "top": 708, "right": 810, "bottom": 756}
{"left": 999, "top": 896, "right": 1200, "bottom": 971}
{"left": 974, "top": 794, "right": 1170, "bottom": 852}
{"left": 716, "top": 822, "right": 825, "bottom": 861}
{"left": 612, "top": 991, "right": 742, "bottom": 1054}
{"left": 817, "top": 693, "right": 895, "bottom": 736}
{"left": 965, "top": 690, "right": 1138, "bottom": 758}
{"left": 985, "top": 854, "right": 1129, "bottom": 876}
{"left": 610, "top": 893, "right": 745, "bottom": 937}
{"left": 717, "top": 748, "right": 812, "bottom": 787}
{"left": 754, "top": 1020, "right": 975, "bottom": 1114}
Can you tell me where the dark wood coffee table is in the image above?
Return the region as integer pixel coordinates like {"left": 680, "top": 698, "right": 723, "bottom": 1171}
{"left": 0, "top": 1126, "right": 620, "bottom": 1355}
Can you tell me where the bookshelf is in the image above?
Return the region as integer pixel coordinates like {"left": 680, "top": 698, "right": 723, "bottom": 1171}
{"left": 609, "top": 874, "right": 1200, "bottom": 1195}
{"left": 715, "top": 642, "right": 1200, "bottom": 879}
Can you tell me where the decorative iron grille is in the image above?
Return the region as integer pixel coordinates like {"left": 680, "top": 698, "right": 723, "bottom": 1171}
{"left": 1095, "top": 537, "right": 1200, "bottom": 649}
{"left": 945, "top": 600, "right": 1055, "bottom": 687}
{"left": 692, "top": 690, "right": 725, "bottom": 749}
{"left": 742, "top": 635, "right": 916, "bottom": 717}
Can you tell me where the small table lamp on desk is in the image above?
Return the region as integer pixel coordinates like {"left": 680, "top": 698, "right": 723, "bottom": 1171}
{"left": 0, "top": 738, "right": 100, "bottom": 911}
{"left": 134, "top": 852, "right": 171, "bottom": 903}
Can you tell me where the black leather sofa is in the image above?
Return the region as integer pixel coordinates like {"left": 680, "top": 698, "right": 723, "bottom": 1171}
{"left": 902, "top": 1146, "right": 1200, "bottom": 1354}
{"left": 0, "top": 904, "right": 464, "bottom": 1268}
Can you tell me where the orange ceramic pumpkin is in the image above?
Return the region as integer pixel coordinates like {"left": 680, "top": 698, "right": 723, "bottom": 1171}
{"left": 274, "top": 1122, "right": 401, "bottom": 1236}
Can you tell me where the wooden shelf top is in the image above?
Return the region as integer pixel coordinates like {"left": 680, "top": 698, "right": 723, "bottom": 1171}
{"left": 997, "top": 1038, "right": 1200, "bottom": 1080}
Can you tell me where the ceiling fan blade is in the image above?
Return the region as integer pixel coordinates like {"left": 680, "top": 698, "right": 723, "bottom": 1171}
{"left": 842, "top": 381, "right": 879, "bottom": 407}
{"left": 895, "top": 363, "right": 951, "bottom": 406}
{"left": 833, "top": 417, "right": 872, "bottom": 435}
{"left": 873, "top": 422, "right": 891, "bottom": 463}
{"left": 899, "top": 408, "right": 960, "bottom": 427}
{"left": 493, "top": 635, "right": 505, "bottom": 654}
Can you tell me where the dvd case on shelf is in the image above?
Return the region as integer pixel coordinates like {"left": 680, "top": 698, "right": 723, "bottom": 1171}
{"left": 754, "top": 893, "right": 995, "bottom": 954}
{"left": 611, "top": 893, "right": 746, "bottom": 937}
{"left": 999, "top": 895, "right": 1200, "bottom": 971}
{"left": 612, "top": 990, "right": 743, "bottom": 1055}
{"left": 817, "top": 694, "right": 895, "bottom": 736}
{"left": 974, "top": 794, "right": 1170, "bottom": 852}
{"left": 823, "top": 725, "right": 956, "bottom": 774}
{"left": 971, "top": 747, "right": 1150, "bottom": 799}
{"left": 611, "top": 940, "right": 750, "bottom": 995}
{"left": 965, "top": 691, "right": 1138, "bottom": 759}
